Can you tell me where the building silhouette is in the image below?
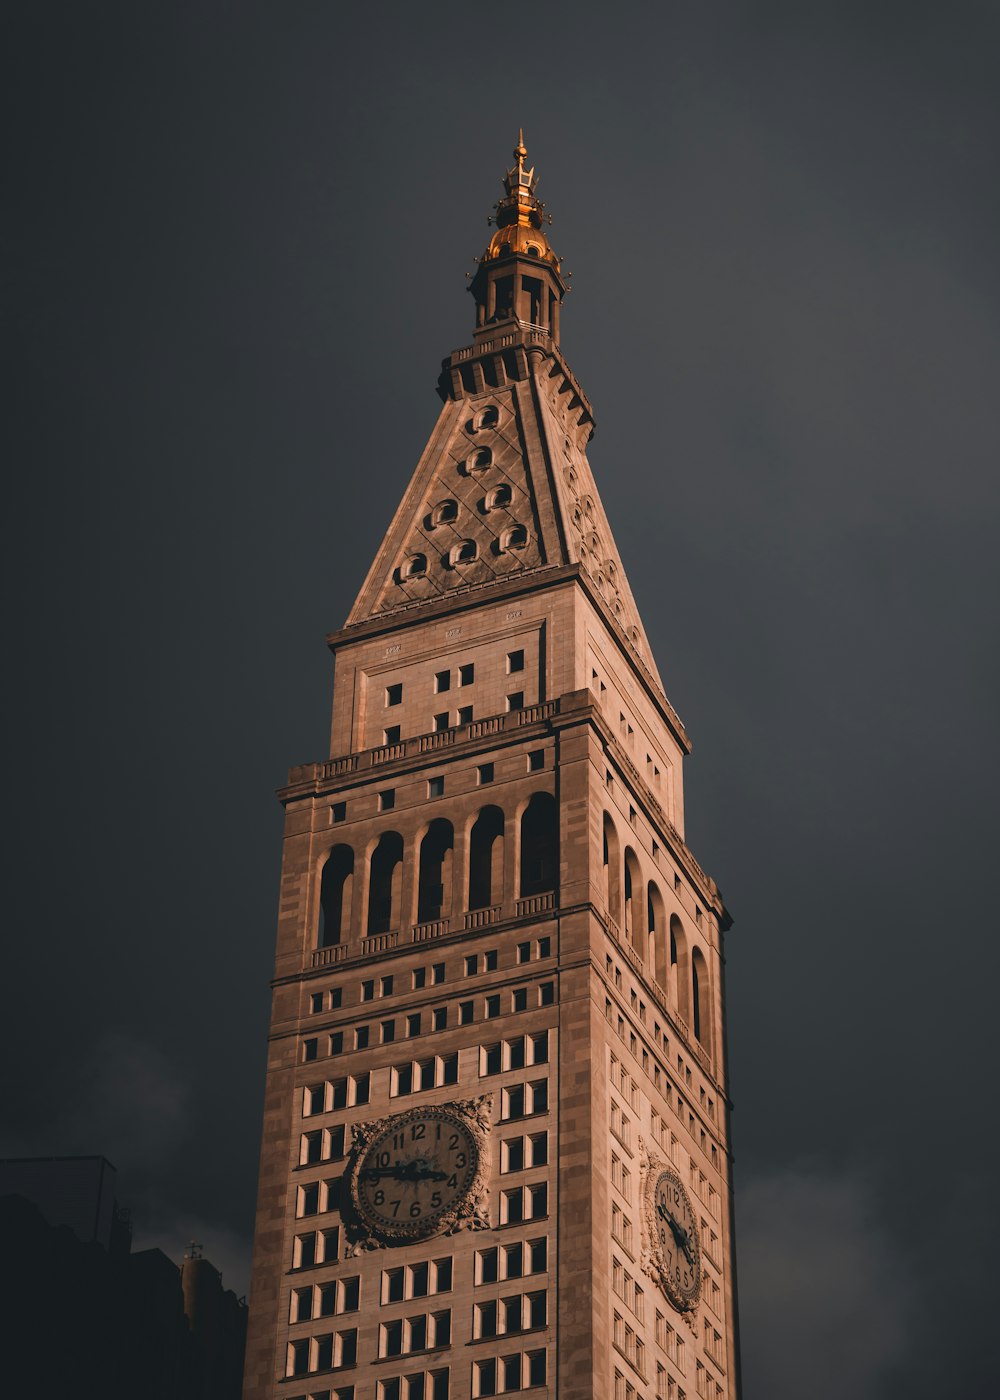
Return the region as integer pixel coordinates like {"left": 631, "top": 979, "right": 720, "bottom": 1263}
{"left": 0, "top": 1155, "right": 246, "bottom": 1398}
{"left": 244, "top": 135, "right": 740, "bottom": 1400}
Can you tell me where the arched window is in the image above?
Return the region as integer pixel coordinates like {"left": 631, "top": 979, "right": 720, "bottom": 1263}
{"left": 485, "top": 483, "right": 513, "bottom": 511}
{"left": 647, "top": 881, "right": 667, "bottom": 988}
{"left": 692, "top": 947, "right": 710, "bottom": 1049}
{"left": 432, "top": 499, "right": 458, "bottom": 526}
{"left": 519, "top": 792, "right": 558, "bottom": 898}
{"left": 417, "top": 819, "right": 453, "bottom": 924}
{"left": 670, "top": 914, "right": 689, "bottom": 1021}
{"left": 469, "top": 805, "right": 505, "bottom": 910}
{"left": 465, "top": 447, "right": 493, "bottom": 475}
{"left": 603, "top": 812, "right": 621, "bottom": 924}
{"left": 624, "top": 848, "right": 643, "bottom": 955}
{"left": 319, "top": 845, "right": 353, "bottom": 948}
{"left": 500, "top": 524, "right": 529, "bottom": 551}
{"left": 367, "top": 832, "right": 403, "bottom": 935}
{"left": 475, "top": 406, "right": 500, "bottom": 431}
{"left": 400, "top": 553, "right": 427, "bottom": 580}
{"left": 448, "top": 539, "right": 478, "bottom": 567}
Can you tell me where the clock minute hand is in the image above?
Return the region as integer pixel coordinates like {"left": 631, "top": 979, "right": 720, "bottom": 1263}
{"left": 657, "top": 1203, "right": 695, "bottom": 1264}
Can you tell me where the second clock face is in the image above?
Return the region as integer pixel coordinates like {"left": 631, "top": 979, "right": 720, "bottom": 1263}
{"left": 651, "top": 1168, "right": 702, "bottom": 1310}
{"left": 353, "top": 1106, "right": 479, "bottom": 1242}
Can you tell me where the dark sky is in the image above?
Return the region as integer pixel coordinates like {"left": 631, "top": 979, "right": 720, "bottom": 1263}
{"left": 4, "top": 4, "right": 998, "bottom": 1395}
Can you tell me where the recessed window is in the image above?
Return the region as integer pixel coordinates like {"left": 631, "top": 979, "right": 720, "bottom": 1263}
{"left": 507, "top": 692, "right": 524, "bottom": 712}
{"left": 432, "top": 498, "right": 459, "bottom": 525}
{"left": 434, "top": 670, "right": 451, "bottom": 693}
{"left": 460, "top": 1000, "right": 474, "bottom": 1024}
{"left": 381, "top": 1020, "right": 395, "bottom": 1043}
{"left": 475, "top": 405, "right": 500, "bottom": 430}
{"left": 383, "top": 726, "right": 401, "bottom": 745}
{"left": 355, "top": 1026, "right": 369, "bottom": 1050}
{"left": 330, "top": 988, "right": 343, "bottom": 1010}
{"left": 459, "top": 662, "right": 475, "bottom": 686}
{"left": 310, "top": 992, "right": 324, "bottom": 1014}
{"left": 465, "top": 447, "right": 493, "bottom": 474}
{"left": 331, "top": 801, "right": 346, "bottom": 823}
{"left": 449, "top": 539, "right": 478, "bottom": 566}
{"left": 380, "top": 975, "right": 394, "bottom": 997}
{"left": 432, "top": 962, "right": 445, "bottom": 985}
{"left": 486, "top": 994, "right": 501, "bottom": 1019}
{"left": 379, "top": 789, "right": 395, "bottom": 812}
{"left": 540, "top": 982, "right": 555, "bottom": 1006}
{"left": 362, "top": 979, "right": 375, "bottom": 1002}
{"left": 407, "top": 1013, "right": 421, "bottom": 1038}
{"left": 528, "top": 749, "right": 544, "bottom": 771}
{"left": 458, "top": 705, "right": 474, "bottom": 725}
{"left": 500, "top": 524, "right": 529, "bottom": 551}
{"left": 400, "top": 553, "right": 427, "bottom": 580}
{"left": 485, "top": 950, "right": 498, "bottom": 971}
{"left": 486, "top": 483, "right": 513, "bottom": 511}
{"left": 428, "top": 776, "right": 445, "bottom": 798}
{"left": 385, "top": 683, "right": 403, "bottom": 706}
{"left": 433, "top": 712, "right": 450, "bottom": 732}
{"left": 512, "top": 987, "right": 528, "bottom": 1012}
{"left": 465, "top": 955, "right": 478, "bottom": 976}
{"left": 433, "top": 1007, "right": 447, "bottom": 1031}
{"left": 507, "top": 649, "right": 524, "bottom": 673}
{"left": 478, "top": 762, "right": 495, "bottom": 785}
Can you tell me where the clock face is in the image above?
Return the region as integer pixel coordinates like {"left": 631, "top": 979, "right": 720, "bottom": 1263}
{"left": 351, "top": 1106, "right": 480, "bottom": 1243}
{"left": 650, "top": 1168, "right": 701, "bottom": 1310}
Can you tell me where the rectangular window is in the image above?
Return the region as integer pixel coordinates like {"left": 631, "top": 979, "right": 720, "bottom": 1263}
{"left": 507, "top": 649, "right": 525, "bottom": 673}
{"left": 485, "top": 950, "right": 498, "bottom": 971}
{"left": 413, "top": 967, "right": 427, "bottom": 989}
{"left": 302, "top": 1038, "right": 318, "bottom": 1062}
{"left": 486, "top": 994, "right": 501, "bottom": 1019}
{"left": 381, "top": 1019, "right": 396, "bottom": 1043}
{"left": 516, "top": 941, "right": 530, "bottom": 964}
{"left": 465, "top": 955, "right": 478, "bottom": 976}
{"left": 407, "top": 1013, "right": 421, "bottom": 1038}
{"left": 384, "top": 725, "right": 401, "bottom": 745}
{"left": 381, "top": 975, "right": 394, "bottom": 997}
{"left": 427, "top": 775, "right": 445, "bottom": 797}
{"left": 459, "top": 663, "right": 475, "bottom": 686}
{"left": 460, "top": 1000, "right": 474, "bottom": 1024}
{"left": 478, "top": 762, "right": 495, "bottom": 785}
{"left": 362, "top": 979, "right": 375, "bottom": 1002}
{"left": 433, "top": 1007, "right": 447, "bottom": 1031}
{"left": 433, "top": 712, "right": 450, "bottom": 732}
{"left": 528, "top": 748, "right": 544, "bottom": 771}
{"left": 434, "top": 670, "right": 451, "bottom": 693}
{"left": 310, "top": 992, "right": 324, "bottom": 1014}
{"left": 332, "top": 801, "right": 346, "bottom": 823}
{"left": 538, "top": 936, "right": 551, "bottom": 958}
{"left": 432, "top": 962, "right": 445, "bottom": 984}
{"left": 386, "top": 683, "right": 403, "bottom": 706}
{"left": 512, "top": 987, "right": 528, "bottom": 1012}
{"left": 458, "top": 705, "right": 474, "bottom": 725}
{"left": 507, "top": 692, "right": 524, "bottom": 711}
{"left": 379, "top": 789, "right": 395, "bottom": 812}
{"left": 354, "top": 1026, "right": 369, "bottom": 1050}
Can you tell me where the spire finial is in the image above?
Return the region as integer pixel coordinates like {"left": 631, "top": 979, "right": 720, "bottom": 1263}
{"left": 515, "top": 128, "right": 527, "bottom": 161}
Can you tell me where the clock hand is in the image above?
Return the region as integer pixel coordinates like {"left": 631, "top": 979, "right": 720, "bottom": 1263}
{"left": 657, "top": 1203, "right": 695, "bottom": 1264}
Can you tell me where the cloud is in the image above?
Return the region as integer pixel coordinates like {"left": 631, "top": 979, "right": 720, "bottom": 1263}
{"left": 737, "top": 1167, "right": 912, "bottom": 1400}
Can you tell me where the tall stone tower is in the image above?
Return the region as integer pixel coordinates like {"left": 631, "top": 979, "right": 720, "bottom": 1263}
{"left": 244, "top": 135, "right": 740, "bottom": 1400}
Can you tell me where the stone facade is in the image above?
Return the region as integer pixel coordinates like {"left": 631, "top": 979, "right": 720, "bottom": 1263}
{"left": 243, "top": 138, "right": 740, "bottom": 1400}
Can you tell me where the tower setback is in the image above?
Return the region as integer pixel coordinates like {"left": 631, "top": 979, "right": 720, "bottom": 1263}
{"left": 244, "top": 135, "right": 740, "bottom": 1400}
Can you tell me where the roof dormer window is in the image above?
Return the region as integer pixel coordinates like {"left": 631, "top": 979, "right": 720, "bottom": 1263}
{"left": 449, "top": 539, "right": 478, "bottom": 567}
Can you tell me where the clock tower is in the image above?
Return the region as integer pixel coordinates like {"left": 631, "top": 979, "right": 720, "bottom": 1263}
{"left": 243, "top": 135, "right": 741, "bottom": 1400}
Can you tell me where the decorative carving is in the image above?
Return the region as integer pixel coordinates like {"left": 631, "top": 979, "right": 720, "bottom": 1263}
{"left": 344, "top": 1097, "right": 493, "bottom": 1253}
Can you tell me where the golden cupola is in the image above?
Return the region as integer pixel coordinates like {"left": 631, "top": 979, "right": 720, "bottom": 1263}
{"left": 468, "top": 133, "right": 567, "bottom": 346}
{"left": 482, "top": 130, "right": 561, "bottom": 268}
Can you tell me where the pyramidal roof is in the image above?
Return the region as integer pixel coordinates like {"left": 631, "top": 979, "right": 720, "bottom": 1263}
{"left": 346, "top": 138, "right": 666, "bottom": 698}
